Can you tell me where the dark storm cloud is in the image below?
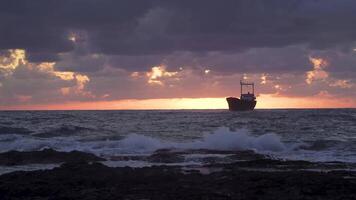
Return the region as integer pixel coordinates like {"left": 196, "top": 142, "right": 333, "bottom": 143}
{"left": 0, "top": 0, "right": 153, "bottom": 61}
{"left": 88, "top": 0, "right": 356, "bottom": 56}
{"left": 27, "top": 52, "right": 60, "bottom": 63}
{"left": 1, "top": 0, "right": 356, "bottom": 63}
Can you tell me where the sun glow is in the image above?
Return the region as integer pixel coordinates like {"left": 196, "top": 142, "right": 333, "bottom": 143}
{"left": 1, "top": 94, "right": 354, "bottom": 110}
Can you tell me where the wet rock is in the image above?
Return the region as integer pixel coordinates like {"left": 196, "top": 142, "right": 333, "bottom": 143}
{"left": 225, "top": 150, "right": 268, "bottom": 160}
{"left": 220, "top": 158, "right": 356, "bottom": 172}
{"left": 0, "top": 161, "right": 355, "bottom": 200}
{"left": 0, "top": 149, "right": 105, "bottom": 166}
{"left": 110, "top": 149, "right": 185, "bottom": 163}
{"left": 110, "top": 155, "right": 147, "bottom": 161}
{"left": 148, "top": 150, "right": 185, "bottom": 163}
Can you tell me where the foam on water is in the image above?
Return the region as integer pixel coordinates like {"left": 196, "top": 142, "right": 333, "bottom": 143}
{"left": 0, "top": 164, "right": 59, "bottom": 175}
{"left": 1, "top": 110, "right": 356, "bottom": 173}
{"left": 86, "top": 127, "right": 286, "bottom": 155}
{"left": 1, "top": 126, "right": 355, "bottom": 163}
{"left": 0, "top": 127, "right": 285, "bottom": 155}
{"left": 180, "top": 127, "right": 286, "bottom": 152}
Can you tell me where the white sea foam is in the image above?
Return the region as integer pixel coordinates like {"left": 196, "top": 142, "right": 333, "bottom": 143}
{"left": 0, "top": 164, "right": 59, "bottom": 175}
{"left": 1, "top": 126, "right": 356, "bottom": 163}
{"left": 0, "top": 127, "right": 286, "bottom": 156}
{"left": 180, "top": 127, "right": 285, "bottom": 152}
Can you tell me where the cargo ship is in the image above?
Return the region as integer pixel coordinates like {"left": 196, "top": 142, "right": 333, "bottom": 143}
{"left": 226, "top": 81, "right": 256, "bottom": 111}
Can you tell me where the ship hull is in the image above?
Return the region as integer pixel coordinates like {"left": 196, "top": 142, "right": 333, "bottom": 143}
{"left": 226, "top": 97, "right": 256, "bottom": 111}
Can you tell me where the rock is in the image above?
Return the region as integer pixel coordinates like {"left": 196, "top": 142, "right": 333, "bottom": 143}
{"left": 0, "top": 161, "right": 355, "bottom": 200}
{"left": 0, "top": 148, "right": 105, "bottom": 166}
{"left": 110, "top": 155, "right": 147, "bottom": 161}
{"left": 1, "top": 149, "right": 356, "bottom": 199}
{"left": 147, "top": 150, "right": 185, "bottom": 163}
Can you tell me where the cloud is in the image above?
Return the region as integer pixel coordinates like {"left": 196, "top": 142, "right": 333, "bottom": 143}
{"left": 0, "top": 49, "right": 26, "bottom": 75}
{"left": 145, "top": 65, "right": 178, "bottom": 85}
{"left": 0, "top": 0, "right": 355, "bottom": 107}
{"left": 306, "top": 57, "right": 329, "bottom": 84}
{"left": 1, "top": 0, "right": 356, "bottom": 61}
{"left": 0, "top": 49, "right": 91, "bottom": 105}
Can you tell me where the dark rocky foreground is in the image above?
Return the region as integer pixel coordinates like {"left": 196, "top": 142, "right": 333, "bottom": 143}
{"left": 0, "top": 148, "right": 105, "bottom": 166}
{"left": 0, "top": 149, "right": 356, "bottom": 200}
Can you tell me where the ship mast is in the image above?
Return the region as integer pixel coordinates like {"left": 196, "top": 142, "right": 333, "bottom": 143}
{"left": 240, "top": 80, "right": 254, "bottom": 95}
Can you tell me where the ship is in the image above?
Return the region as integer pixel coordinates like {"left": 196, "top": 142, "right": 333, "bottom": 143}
{"left": 226, "top": 81, "right": 256, "bottom": 111}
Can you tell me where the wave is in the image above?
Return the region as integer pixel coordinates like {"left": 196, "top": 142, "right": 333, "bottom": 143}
{"left": 92, "top": 127, "right": 287, "bottom": 154}
{"left": 1, "top": 127, "right": 355, "bottom": 163}
{"left": 0, "top": 127, "right": 286, "bottom": 156}
{"left": 299, "top": 140, "right": 344, "bottom": 151}
{"left": 0, "top": 126, "right": 32, "bottom": 135}
{"left": 34, "top": 125, "right": 95, "bottom": 137}
{"left": 181, "top": 127, "right": 286, "bottom": 152}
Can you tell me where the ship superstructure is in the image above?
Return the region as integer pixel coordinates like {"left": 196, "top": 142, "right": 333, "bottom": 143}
{"left": 226, "top": 81, "right": 256, "bottom": 111}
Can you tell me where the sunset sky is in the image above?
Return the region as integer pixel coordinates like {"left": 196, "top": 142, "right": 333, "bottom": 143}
{"left": 0, "top": 0, "right": 355, "bottom": 110}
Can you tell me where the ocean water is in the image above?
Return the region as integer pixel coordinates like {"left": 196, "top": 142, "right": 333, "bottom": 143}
{"left": 0, "top": 109, "right": 355, "bottom": 171}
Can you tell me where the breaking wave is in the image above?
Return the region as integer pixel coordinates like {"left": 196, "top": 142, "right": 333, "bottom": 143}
{"left": 1, "top": 126, "right": 356, "bottom": 163}
{"left": 98, "top": 127, "right": 286, "bottom": 154}
{"left": 181, "top": 127, "right": 286, "bottom": 152}
{"left": 0, "top": 127, "right": 286, "bottom": 156}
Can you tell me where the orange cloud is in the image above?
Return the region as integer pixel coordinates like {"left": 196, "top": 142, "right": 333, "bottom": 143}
{"left": 306, "top": 56, "right": 329, "bottom": 84}
{"left": 329, "top": 80, "right": 353, "bottom": 89}
{"left": 0, "top": 49, "right": 91, "bottom": 98}
{"left": 146, "top": 65, "right": 178, "bottom": 85}
{"left": 0, "top": 49, "right": 27, "bottom": 75}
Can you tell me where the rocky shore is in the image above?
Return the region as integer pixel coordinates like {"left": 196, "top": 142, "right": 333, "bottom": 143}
{"left": 0, "top": 148, "right": 105, "bottom": 166}
{"left": 0, "top": 149, "right": 355, "bottom": 200}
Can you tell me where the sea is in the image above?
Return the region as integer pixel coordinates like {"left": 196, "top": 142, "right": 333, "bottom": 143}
{"left": 0, "top": 109, "right": 355, "bottom": 174}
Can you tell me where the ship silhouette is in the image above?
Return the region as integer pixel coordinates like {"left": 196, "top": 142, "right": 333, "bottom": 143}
{"left": 226, "top": 81, "right": 256, "bottom": 111}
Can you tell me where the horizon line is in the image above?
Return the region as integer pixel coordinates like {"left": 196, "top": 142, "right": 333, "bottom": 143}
{"left": 0, "top": 107, "right": 355, "bottom": 111}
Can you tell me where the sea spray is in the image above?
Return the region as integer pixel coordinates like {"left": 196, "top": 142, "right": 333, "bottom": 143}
{"left": 182, "top": 127, "right": 285, "bottom": 152}
{"left": 0, "top": 127, "right": 286, "bottom": 155}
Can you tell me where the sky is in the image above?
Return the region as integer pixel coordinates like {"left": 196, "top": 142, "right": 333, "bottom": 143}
{"left": 0, "top": 0, "right": 355, "bottom": 110}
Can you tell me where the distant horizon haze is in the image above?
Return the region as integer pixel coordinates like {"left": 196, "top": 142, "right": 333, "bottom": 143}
{"left": 0, "top": 95, "right": 354, "bottom": 110}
